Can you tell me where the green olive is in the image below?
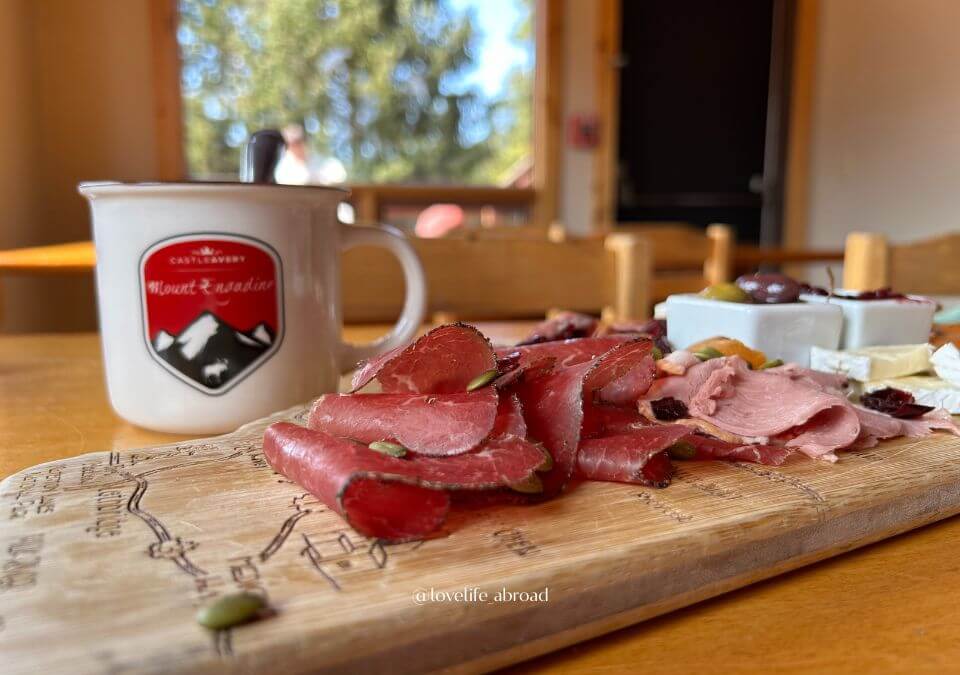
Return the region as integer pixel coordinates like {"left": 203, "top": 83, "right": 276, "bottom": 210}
{"left": 699, "top": 283, "right": 753, "bottom": 303}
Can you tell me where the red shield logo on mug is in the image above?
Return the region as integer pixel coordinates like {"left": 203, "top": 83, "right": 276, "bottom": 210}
{"left": 139, "top": 234, "right": 284, "bottom": 395}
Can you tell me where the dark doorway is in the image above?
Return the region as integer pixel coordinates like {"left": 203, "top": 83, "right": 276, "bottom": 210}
{"left": 615, "top": 0, "right": 793, "bottom": 244}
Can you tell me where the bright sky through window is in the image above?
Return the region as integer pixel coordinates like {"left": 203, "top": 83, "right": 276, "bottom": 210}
{"left": 179, "top": 0, "right": 534, "bottom": 186}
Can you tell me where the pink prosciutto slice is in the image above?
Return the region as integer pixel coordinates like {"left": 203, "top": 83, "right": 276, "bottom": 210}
{"left": 351, "top": 323, "right": 496, "bottom": 393}
{"left": 515, "top": 339, "right": 658, "bottom": 495}
{"left": 851, "top": 405, "right": 960, "bottom": 449}
{"left": 307, "top": 388, "right": 499, "bottom": 456}
{"left": 575, "top": 426, "right": 689, "bottom": 486}
{"left": 643, "top": 357, "right": 731, "bottom": 404}
{"left": 687, "top": 357, "right": 861, "bottom": 458}
{"left": 766, "top": 363, "right": 850, "bottom": 394}
{"left": 263, "top": 422, "right": 549, "bottom": 541}
{"left": 683, "top": 433, "right": 793, "bottom": 466}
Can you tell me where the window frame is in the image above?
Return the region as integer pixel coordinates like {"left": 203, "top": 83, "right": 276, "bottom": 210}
{"left": 149, "top": 0, "right": 561, "bottom": 228}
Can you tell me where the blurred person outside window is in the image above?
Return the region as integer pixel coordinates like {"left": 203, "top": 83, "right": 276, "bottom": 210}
{"left": 275, "top": 124, "right": 347, "bottom": 186}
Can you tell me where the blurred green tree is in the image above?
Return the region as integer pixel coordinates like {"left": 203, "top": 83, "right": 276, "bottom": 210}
{"left": 179, "top": 0, "right": 532, "bottom": 185}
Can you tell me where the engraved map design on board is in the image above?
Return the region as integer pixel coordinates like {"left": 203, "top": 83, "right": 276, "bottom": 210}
{"left": 1, "top": 402, "right": 959, "bottom": 675}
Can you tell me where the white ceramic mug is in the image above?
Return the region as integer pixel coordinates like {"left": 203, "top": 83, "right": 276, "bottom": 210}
{"left": 79, "top": 182, "right": 427, "bottom": 434}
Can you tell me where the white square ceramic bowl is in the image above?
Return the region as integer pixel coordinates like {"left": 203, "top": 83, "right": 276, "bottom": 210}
{"left": 799, "top": 291, "right": 935, "bottom": 349}
{"left": 665, "top": 294, "right": 843, "bottom": 366}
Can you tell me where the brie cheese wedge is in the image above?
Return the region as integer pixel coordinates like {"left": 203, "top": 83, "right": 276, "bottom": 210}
{"left": 861, "top": 375, "right": 960, "bottom": 414}
{"left": 810, "top": 344, "right": 933, "bottom": 382}
{"left": 931, "top": 343, "right": 960, "bottom": 387}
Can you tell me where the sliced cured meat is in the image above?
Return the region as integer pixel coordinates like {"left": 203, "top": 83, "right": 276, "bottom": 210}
{"left": 597, "top": 318, "right": 666, "bottom": 338}
{"left": 851, "top": 405, "right": 960, "bottom": 449}
{"left": 307, "top": 388, "right": 499, "bottom": 456}
{"left": 669, "top": 416, "right": 767, "bottom": 445}
{"left": 643, "top": 356, "right": 732, "bottom": 404}
{"left": 595, "top": 342, "right": 656, "bottom": 405}
{"left": 582, "top": 404, "right": 649, "bottom": 438}
{"left": 496, "top": 335, "right": 632, "bottom": 369}
{"left": 517, "top": 312, "right": 599, "bottom": 345}
{"left": 263, "top": 422, "right": 549, "bottom": 541}
{"left": 492, "top": 393, "right": 527, "bottom": 439}
{"left": 493, "top": 355, "right": 557, "bottom": 390}
{"left": 595, "top": 318, "right": 672, "bottom": 354}
{"left": 682, "top": 433, "right": 793, "bottom": 466}
{"left": 687, "top": 358, "right": 860, "bottom": 454}
{"left": 575, "top": 426, "right": 689, "bottom": 486}
{"left": 773, "top": 405, "right": 861, "bottom": 461}
{"left": 766, "top": 363, "right": 849, "bottom": 394}
{"left": 515, "top": 339, "right": 657, "bottom": 495}
{"left": 351, "top": 323, "right": 496, "bottom": 394}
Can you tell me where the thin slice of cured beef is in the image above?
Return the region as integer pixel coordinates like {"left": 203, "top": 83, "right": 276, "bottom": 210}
{"left": 515, "top": 339, "right": 658, "bottom": 495}
{"left": 492, "top": 393, "right": 528, "bottom": 438}
{"left": 682, "top": 433, "right": 793, "bottom": 466}
{"left": 263, "top": 422, "right": 549, "bottom": 541}
{"left": 687, "top": 357, "right": 860, "bottom": 458}
{"left": 594, "top": 341, "right": 656, "bottom": 405}
{"left": 575, "top": 426, "right": 689, "bottom": 486}
{"left": 351, "top": 323, "right": 496, "bottom": 393}
{"left": 582, "top": 404, "right": 650, "bottom": 438}
{"left": 517, "top": 312, "right": 599, "bottom": 345}
{"left": 307, "top": 388, "right": 499, "bottom": 456}
{"left": 496, "top": 335, "right": 633, "bottom": 370}
{"left": 492, "top": 354, "right": 557, "bottom": 390}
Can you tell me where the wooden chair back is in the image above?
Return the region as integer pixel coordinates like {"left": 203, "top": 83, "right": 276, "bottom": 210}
{"left": 0, "top": 235, "right": 653, "bottom": 325}
{"left": 342, "top": 232, "right": 651, "bottom": 322}
{"left": 614, "top": 222, "right": 733, "bottom": 301}
{"left": 843, "top": 231, "right": 960, "bottom": 294}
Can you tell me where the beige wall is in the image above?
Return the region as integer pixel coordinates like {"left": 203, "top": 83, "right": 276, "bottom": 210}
{"left": 806, "top": 0, "right": 960, "bottom": 251}
{"left": 0, "top": 0, "right": 159, "bottom": 332}
{"left": 557, "top": 0, "right": 596, "bottom": 236}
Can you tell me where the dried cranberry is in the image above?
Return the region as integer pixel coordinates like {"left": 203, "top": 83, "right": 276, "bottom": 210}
{"left": 861, "top": 387, "right": 934, "bottom": 419}
{"left": 650, "top": 397, "right": 689, "bottom": 421}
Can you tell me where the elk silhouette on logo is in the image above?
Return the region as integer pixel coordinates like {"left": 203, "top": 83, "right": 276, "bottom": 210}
{"left": 151, "top": 311, "right": 276, "bottom": 390}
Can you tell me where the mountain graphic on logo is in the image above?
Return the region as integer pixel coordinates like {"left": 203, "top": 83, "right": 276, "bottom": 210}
{"left": 151, "top": 311, "right": 275, "bottom": 390}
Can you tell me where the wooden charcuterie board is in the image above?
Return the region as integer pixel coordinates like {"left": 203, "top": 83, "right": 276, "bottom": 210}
{"left": 2, "top": 402, "right": 960, "bottom": 674}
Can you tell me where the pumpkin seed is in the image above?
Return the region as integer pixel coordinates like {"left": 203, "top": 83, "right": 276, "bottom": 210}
{"left": 466, "top": 368, "right": 499, "bottom": 392}
{"left": 535, "top": 448, "right": 554, "bottom": 472}
{"left": 652, "top": 346, "right": 663, "bottom": 360}
{"left": 509, "top": 474, "right": 544, "bottom": 494}
{"left": 667, "top": 441, "right": 697, "bottom": 460}
{"left": 694, "top": 347, "right": 724, "bottom": 361}
{"left": 759, "top": 358, "right": 784, "bottom": 370}
{"left": 369, "top": 440, "right": 407, "bottom": 458}
{"left": 196, "top": 592, "right": 266, "bottom": 630}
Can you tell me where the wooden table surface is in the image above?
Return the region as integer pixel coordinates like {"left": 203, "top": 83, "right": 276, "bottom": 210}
{"left": 4, "top": 328, "right": 960, "bottom": 673}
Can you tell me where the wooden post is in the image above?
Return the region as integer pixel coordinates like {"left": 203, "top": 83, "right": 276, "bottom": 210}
{"left": 604, "top": 232, "right": 651, "bottom": 321}
{"left": 843, "top": 232, "right": 889, "bottom": 290}
{"left": 703, "top": 223, "right": 734, "bottom": 285}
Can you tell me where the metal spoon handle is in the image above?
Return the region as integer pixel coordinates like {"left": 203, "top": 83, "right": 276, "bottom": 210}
{"left": 242, "top": 130, "right": 286, "bottom": 183}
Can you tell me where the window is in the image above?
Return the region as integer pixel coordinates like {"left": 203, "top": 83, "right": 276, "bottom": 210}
{"left": 176, "top": 0, "right": 540, "bottom": 233}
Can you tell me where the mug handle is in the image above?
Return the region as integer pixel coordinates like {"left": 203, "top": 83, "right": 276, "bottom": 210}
{"left": 338, "top": 222, "right": 427, "bottom": 373}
